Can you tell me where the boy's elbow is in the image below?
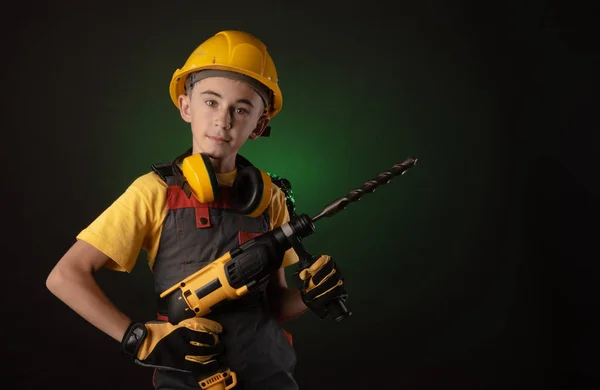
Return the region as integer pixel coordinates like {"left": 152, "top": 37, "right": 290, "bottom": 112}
{"left": 46, "top": 239, "right": 104, "bottom": 294}
{"left": 46, "top": 262, "right": 78, "bottom": 296}
{"left": 46, "top": 265, "right": 64, "bottom": 295}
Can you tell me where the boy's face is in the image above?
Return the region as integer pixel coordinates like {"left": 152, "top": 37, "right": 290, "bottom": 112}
{"left": 178, "top": 76, "right": 270, "bottom": 161}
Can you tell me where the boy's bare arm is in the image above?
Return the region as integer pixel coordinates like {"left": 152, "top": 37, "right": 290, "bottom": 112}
{"left": 268, "top": 268, "right": 308, "bottom": 322}
{"left": 46, "top": 239, "right": 132, "bottom": 342}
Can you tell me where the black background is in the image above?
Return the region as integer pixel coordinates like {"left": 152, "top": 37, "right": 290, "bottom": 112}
{"left": 1, "top": 1, "right": 596, "bottom": 389}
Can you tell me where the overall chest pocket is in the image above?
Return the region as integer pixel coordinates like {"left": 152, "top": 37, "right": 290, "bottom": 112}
{"left": 172, "top": 206, "right": 270, "bottom": 251}
{"left": 213, "top": 208, "right": 271, "bottom": 245}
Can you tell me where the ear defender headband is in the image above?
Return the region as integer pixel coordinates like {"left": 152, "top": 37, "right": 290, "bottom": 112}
{"left": 172, "top": 150, "right": 273, "bottom": 218}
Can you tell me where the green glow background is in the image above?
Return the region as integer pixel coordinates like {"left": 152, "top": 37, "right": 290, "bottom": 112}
{"left": 4, "top": 1, "right": 586, "bottom": 389}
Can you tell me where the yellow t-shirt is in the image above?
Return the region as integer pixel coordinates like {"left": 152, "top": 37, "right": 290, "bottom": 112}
{"left": 76, "top": 169, "right": 299, "bottom": 273}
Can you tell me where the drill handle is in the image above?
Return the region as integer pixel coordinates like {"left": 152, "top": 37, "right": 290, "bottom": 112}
{"left": 326, "top": 297, "right": 351, "bottom": 323}
{"left": 292, "top": 239, "right": 316, "bottom": 270}
{"left": 290, "top": 236, "right": 351, "bottom": 322}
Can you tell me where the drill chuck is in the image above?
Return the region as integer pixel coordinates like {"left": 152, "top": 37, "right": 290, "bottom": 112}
{"left": 282, "top": 214, "right": 315, "bottom": 240}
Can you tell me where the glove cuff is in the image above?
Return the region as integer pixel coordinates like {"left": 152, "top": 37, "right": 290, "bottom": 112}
{"left": 120, "top": 321, "right": 147, "bottom": 360}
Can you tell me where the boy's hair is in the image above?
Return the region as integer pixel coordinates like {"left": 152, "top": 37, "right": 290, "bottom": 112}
{"left": 184, "top": 69, "right": 271, "bottom": 112}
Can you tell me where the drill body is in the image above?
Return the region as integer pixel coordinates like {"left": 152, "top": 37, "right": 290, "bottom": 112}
{"left": 160, "top": 214, "right": 316, "bottom": 324}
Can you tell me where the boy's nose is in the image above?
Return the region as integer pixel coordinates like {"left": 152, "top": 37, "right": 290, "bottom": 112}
{"left": 215, "top": 109, "right": 233, "bottom": 130}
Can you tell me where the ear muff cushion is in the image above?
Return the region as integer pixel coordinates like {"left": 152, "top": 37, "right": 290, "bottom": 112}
{"left": 232, "top": 167, "right": 272, "bottom": 217}
{"left": 181, "top": 153, "right": 219, "bottom": 203}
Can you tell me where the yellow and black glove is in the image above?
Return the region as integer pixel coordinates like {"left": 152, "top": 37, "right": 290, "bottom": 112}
{"left": 120, "top": 317, "right": 223, "bottom": 374}
{"left": 298, "top": 255, "right": 348, "bottom": 319}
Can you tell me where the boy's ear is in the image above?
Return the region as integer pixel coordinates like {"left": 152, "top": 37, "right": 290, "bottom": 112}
{"left": 249, "top": 115, "right": 271, "bottom": 140}
{"left": 178, "top": 95, "right": 192, "bottom": 123}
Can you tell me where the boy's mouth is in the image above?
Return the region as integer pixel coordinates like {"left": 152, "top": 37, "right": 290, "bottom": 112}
{"left": 207, "top": 136, "right": 230, "bottom": 144}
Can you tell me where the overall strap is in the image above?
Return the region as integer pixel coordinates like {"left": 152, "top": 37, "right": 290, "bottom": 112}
{"left": 151, "top": 147, "right": 193, "bottom": 187}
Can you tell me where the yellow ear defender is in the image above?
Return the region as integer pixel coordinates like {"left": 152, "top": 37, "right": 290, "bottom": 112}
{"left": 174, "top": 150, "right": 273, "bottom": 218}
{"left": 180, "top": 153, "right": 219, "bottom": 203}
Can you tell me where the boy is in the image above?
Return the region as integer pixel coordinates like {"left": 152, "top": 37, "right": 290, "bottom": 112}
{"left": 46, "top": 30, "right": 346, "bottom": 389}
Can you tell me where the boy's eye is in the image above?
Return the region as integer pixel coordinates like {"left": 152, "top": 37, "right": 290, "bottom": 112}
{"left": 235, "top": 107, "right": 249, "bottom": 115}
{"left": 205, "top": 100, "right": 216, "bottom": 106}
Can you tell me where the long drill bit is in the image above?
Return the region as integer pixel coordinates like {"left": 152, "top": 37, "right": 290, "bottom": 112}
{"left": 311, "top": 157, "right": 418, "bottom": 222}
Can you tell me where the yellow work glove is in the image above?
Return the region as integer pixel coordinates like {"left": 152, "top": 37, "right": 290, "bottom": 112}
{"left": 120, "top": 317, "right": 223, "bottom": 375}
{"left": 298, "top": 255, "right": 348, "bottom": 319}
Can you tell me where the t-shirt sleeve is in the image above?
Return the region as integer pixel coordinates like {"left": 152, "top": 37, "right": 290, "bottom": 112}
{"left": 76, "top": 172, "right": 167, "bottom": 273}
{"left": 268, "top": 184, "right": 300, "bottom": 268}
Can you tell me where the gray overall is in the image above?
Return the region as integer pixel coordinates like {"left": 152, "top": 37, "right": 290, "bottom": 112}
{"left": 150, "top": 157, "right": 298, "bottom": 390}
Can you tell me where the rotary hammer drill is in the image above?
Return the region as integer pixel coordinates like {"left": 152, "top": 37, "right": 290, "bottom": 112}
{"left": 160, "top": 157, "right": 417, "bottom": 389}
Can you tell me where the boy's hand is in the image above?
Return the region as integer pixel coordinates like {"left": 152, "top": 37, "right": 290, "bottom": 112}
{"left": 298, "top": 255, "right": 348, "bottom": 318}
{"left": 121, "top": 317, "right": 223, "bottom": 374}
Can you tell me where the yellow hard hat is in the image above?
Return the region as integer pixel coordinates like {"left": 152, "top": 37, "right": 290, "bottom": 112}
{"left": 169, "top": 30, "right": 283, "bottom": 118}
